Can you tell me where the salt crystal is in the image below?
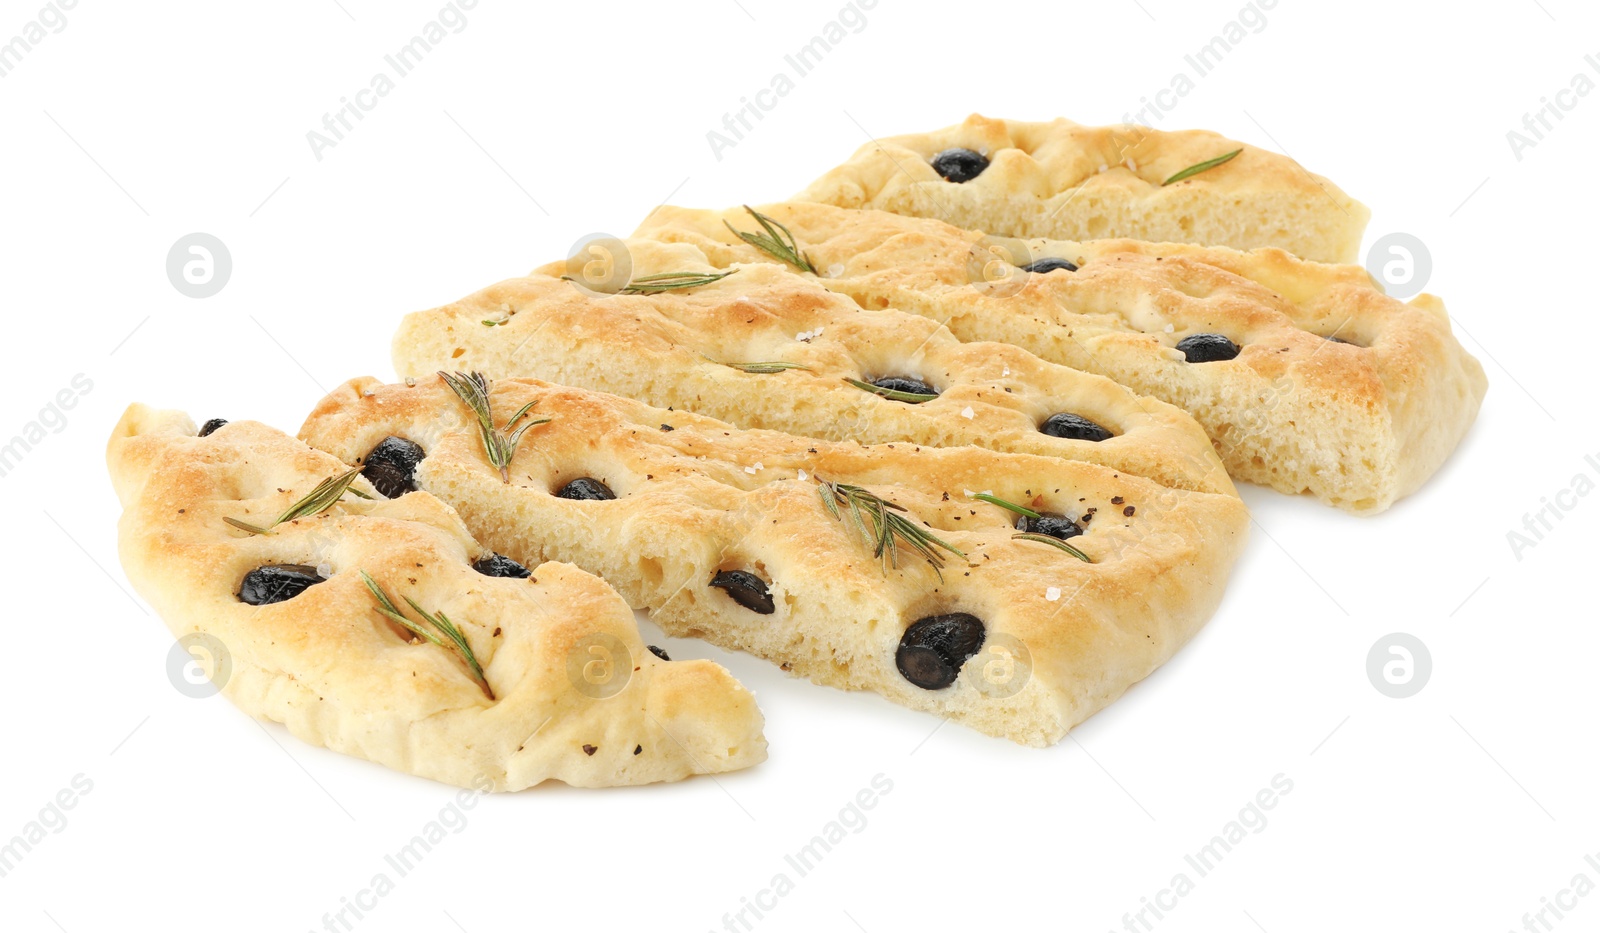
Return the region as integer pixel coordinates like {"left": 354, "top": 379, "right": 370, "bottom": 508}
{"left": 797, "top": 469, "right": 808, "bottom": 481}
{"left": 1046, "top": 587, "right": 1062, "bottom": 602}
{"left": 1163, "top": 323, "right": 1175, "bottom": 333}
{"left": 961, "top": 406, "right": 975, "bottom": 419}
{"left": 745, "top": 462, "right": 763, "bottom": 474}
{"left": 827, "top": 263, "right": 844, "bottom": 278}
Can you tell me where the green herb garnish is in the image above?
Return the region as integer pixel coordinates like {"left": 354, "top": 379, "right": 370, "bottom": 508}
{"left": 620, "top": 270, "right": 737, "bottom": 294}
{"left": 481, "top": 319, "right": 505, "bottom": 327}
{"left": 224, "top": 467, "right": 372, "bottom": 535}
{"left": 843, "top": 377, "right": 938, "bottom": 404}
{"left": 724, "top": 205, "right": 817, "bottom": 274}
{"left": 817, "top": 479, "right": 964, "bottom": 579}
{"left": 968, "top": 491, "right": 1040, "bottom": 519}
{"left": 1013, "top": 532, "right": 1091, "bottom": 563}
{"left": 361, "top": 571, "right": 494, "bottom": 700}
{"left": 1162, "top": 149, "right": 1243, "bottom": 186}
{"left": 706, "top": 356, "right": 813, "bottom": 375}
{"left": 438, "top": 371, "right": 551, "bottom": 483}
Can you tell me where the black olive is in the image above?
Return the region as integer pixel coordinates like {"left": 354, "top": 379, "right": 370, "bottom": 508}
{"left": 897, "top": 613, "right": 986, "bottom": 690}
{"left": 473, "top": 553, "right": 531, "bottom": 578}
{"left": 198, "top": 418, "right": 228, "bottom": 437}
{"left": 362, "top": 436, "right": 425, "bottom": 499}
{"left": 930, "top": 147, "right": 990, "bottom": 183}
{"left": 1175, "top": 333, "right": 1241, "bottom": 363}
{"left": 1040, "top": 412, "right": 1114, "bottom": 442}
{"left": 1015, "top": 513, "right": 1083, "bottom": 540}
{"left": 709, "top": 570, "right": 775, "bottom": 614}
{"left": 239, "top": 564, "right": 324, "bottom": 606}
{"left": 869, "top": 376, "right": 938, "bottom": 398}
{"left": 648, "top": 645, "right": 671, "bottom": 661}
{"left": 556, "top": 478, "right": 616, "bottom": 501}
{"left": 1021, "top": 257, "right": 1078, "bottom": 274}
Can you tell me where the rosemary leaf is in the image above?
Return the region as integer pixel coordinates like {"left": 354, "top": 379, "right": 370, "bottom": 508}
{"left": 225, "top": 467, "right": 369, "bottom": 536}
{"left": 618, "top": 269, "right": 737, "bottom": 294}
{"left": 705, "top": 356, "right": 813, "bottom": 375}
{"left": 1162, "top": 148, "right": 1243, "bottom": 186}
{"left": 843, "top": 377, "right": 938, "bottom": 404}
{"left": 1013, "top": 532, "right": 1092, "bottom": 563}
{"left": 968, "top": 491, "right": 1041, "bottom": 519}
{"left": 361, "top": 570, "right": 495, "bottom": 700}
{"left": 725, "top": 206, "right": 818, "bottom": 274}
{"left": 817, "top": 479, "right": 964, "bottom": 579}
{"left": 439, "top": 371, "right": 552, "bottom": 483}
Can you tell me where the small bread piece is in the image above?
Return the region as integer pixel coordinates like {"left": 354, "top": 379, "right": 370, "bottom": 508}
{"left": 389, "top": 240, "right": 1232, "bottom": 496}
{"left": 794, "top": 113, "right": 1369, "bottom": 263}
{"left": 107, "top": 404, "right": 765, "bottom": 789}
{"left": 297, "top": 375, "right": 1250, "bottom": 746}
{"left": 633, "top": 203, "right": 1488, "bottom": 514}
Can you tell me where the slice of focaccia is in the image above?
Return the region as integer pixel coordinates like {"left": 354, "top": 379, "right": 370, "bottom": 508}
{"left": 388, "top": 237, "right": 1232, "bottom": 496}
{"left": 632, "top": 202, "right": 1488, "bottom": 515}
{"left": 794, "top": 113, "right": 1369, "bottom": 263}
{"left": 297, "top": 375, "right": 1250, "bottom": 746}
{"left": 107, "top": 404, "right": 766, "bottom": 789}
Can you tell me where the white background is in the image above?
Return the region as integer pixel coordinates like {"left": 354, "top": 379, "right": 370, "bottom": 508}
{"left": 0, "top": 0, "right": 1593, "bottom": 930}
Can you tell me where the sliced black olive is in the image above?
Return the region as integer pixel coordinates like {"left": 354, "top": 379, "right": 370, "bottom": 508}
{"left": 198, "top": 418, "right": 227, "bottom": 437}
{"left": 930, "top": 147, "right": 989, "bottom": 183}
{"left": 238, "top": 564, "right": 324, "bottom": 606}
{"left": 709, "top": 570, "right": 776, "bottom": 614}
{"left": 1175, "top": 333, "right": 1241, "bottom": 363}
{"left": 896, "top": 613, "right": 986, "bottom": 690}
{"left": 1040, "top": 412, "right": 1114, "bottom": 442}
{"left": 869, "top": 376, "right": 938, "bottom": 398}
{"left": 1015, "top": 513, "right": 1083, "bottom": 540}
{"left": 648, "top": 645, "right": 671, "bottom": 661}
{"left": 473, "top": 553, "right": 531, "bottom": 578}
{"left": 362, "top": 436, "right": 425, "bottom": 499}
{"left": 1021, "top": 257, "right": 1078, "bottom": 274}
{"left": 556, "top": 478, "right": 616, "bottom": 501}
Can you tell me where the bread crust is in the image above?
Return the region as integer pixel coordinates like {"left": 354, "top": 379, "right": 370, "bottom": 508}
{"left": 298, "top": 376, "right": 1250, "bottom": 746}
{"left": 794, "top": 114, "right": 1369, "bottom": 263}
{"left": 107, "top": 403, "right": 766, "bottom": 789}
{"left": 388, "top": 239, "right": 1232, "bottom": 496}
{"left": 633, "top": 203, "right": 1487, "bottom": 514}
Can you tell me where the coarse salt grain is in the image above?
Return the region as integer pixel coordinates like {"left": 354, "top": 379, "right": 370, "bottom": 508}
{"left": 827, "top": 263, "right": 844, "bottom": 277}
{"left": 1046, "top": 587, "right": 1062, "bottom": 602}
{"left": 1163, "top": 323, "right": 1175, "bottom": 333}
{"left": 745, "top": 462, "right": 763, "bottom": 474}
{"left": 961, "top": 406, "right": 975, "bottom": 419}
{"left": 797, "top": 469, "right": 808, "bottom": 481}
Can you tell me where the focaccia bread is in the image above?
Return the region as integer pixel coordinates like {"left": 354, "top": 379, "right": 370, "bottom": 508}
{"left": 632, "top": 202, "right": 1488, "bottom": 514}
{"left": 388, "top": 238, "right": 1232, "bottom": 496}
{"left": 794, "top": 114, "right": 1369, "bottom": 263}
{"left": 107, "top": 404, "right": 765, "bottom": 789}
{"left": 297, "top": 375, "right": 1250, "bottom": 746}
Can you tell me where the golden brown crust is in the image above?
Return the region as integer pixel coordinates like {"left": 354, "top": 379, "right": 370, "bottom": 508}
{"left": 632, "top": 202, "right": 1487, "bottom": 514}
{"left": 106, "top": 403, "right": 766, "bottom": 789}
{"left": 297, "top": 376, "right": 1250, "bottom": 746}
{"left": 794, "top": 113, "right": 1370, "bottom": 263}
{"left": 388, "top": 239, "right": 1232, "bottom": 496}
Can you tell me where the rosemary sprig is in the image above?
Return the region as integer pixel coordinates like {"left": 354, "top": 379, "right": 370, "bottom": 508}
{"left": 705, "top": 356, "right": 813, "bottom": 375}
{"left": 361, "top": 571, "right": 494, "bottom": 700}
{"left": 724, "top": 205, "right": 818, "bottom": 274}
{"left": 224, "top": 467, "right": 372, "bottom": 535}
{"left": 1013, "top": 532, "right": 1091, "bottom": 563}
{"left": 968, "top": 491, "right": 1040, "bottom": 519}
{"left": 438, "top": 371, "right": 551, "bottom": 483}
{"left": 621, "top": 270, "right": 737, "bottom": 294}
{"left": 817, "top": 479, "right": 964, "bottom": 580}
{"left": 1162, "top": 148, "right": 1243, "bottom": 186}
{"left": 843, "top": 377, "right": 938, "bottom": 404}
